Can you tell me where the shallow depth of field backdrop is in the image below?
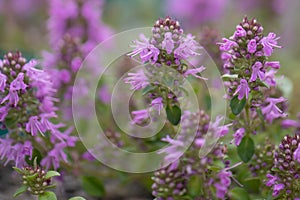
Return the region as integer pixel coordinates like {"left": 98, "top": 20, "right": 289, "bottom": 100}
{"left": 1, "top": 0, "right": 300, "bottom": 200}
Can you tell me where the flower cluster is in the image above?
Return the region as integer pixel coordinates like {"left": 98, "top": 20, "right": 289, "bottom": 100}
{"left": 152, "top": 110, "right": 235, "bottom": 199}
{"left": 43, "top": 0, "right": 112, "bottom": 119}
{"left": 126, "top": 17, "right": 206, "bottom": 125}
{"left": 13, "top": 165, "right": 56, "bottom": 196}
{"left": 0, "top": 51, "right": 77, "bottom": 169}
{"left": 151, "top": 164, "right": 187, "bottom": 200}
{"left": 265, "top": 134, "right": 300, "bottom": 198}
{"left": 248, "top": 140, "right": 274, "bottom": 177}
{"left": 219, "top": 16, "right": 287, "bottom": 145}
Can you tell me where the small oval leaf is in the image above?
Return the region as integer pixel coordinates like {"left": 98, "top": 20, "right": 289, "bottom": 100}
{"left": 237, "top": 136, "right": 255, "bottom": 163}
{"left": 69, "top": 197, "right": 86, "bottom": 200}
{"left": 38, "top": 191, "right": 57, "bottom": 200}
{"left": 230, "top": 96, "right": 246, "bottom": 115}
{"left": 13, "top": 185, "right": 27, "bottom": 197}
{"left": 166, "top": 104, "right": 181, "bottom": 125}
{"left": 45, "top": 171, "right": 61, "bottom": 179}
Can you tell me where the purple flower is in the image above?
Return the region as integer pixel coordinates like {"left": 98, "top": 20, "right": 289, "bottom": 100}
{"left": 273, "top": 183, "right": 285, "bottom": 197}
{"left": 10, "top": 73, "right": 27, "bottom": 91}
{"left": 233, "top": 79, "right": 250, "bottom": 100}
{"left": 247, "top": 39, "right": 257, "bottom": 53}
{"left": 1, "top": 90, "right": 19, "bottom": 107}
{"left": 0, "top": 106, "right": 8, "bottom": 121}
{"left": 0, "top": 72, "right": 7, "bottom": 92}
{"left": 233, "top": 128, "right": 245, "bottom": 146}
{"left": 214, "top": 183, "right": 227, "bottom": 199}
{"left": 124, "top": 69, "right": 149, "bottom": 90}
{"left": 162, "top": 32, "right": 175, "bottom": 54}
{"left": 41, "top": 142, "right": 68, "bottom": 170}
{"left": 209, "top": 116, "right": 231, "bottom": 137}
{"left": 131, "top": 109, "right": 149, "bottom": 124}
{"left": 262, "top": 97, "right": 287, "bottom": 123}
{"left": 174, "top": 34, "right": 201, "bottom": 59}
{"left": 265, "top": 61, "right": 280, "bottom": 69}
{"left": 218, "top": 170, "right": 232, "bottom": 186}
{"left": 151, "top": 97, "right": 163, "bottom": 114}
{"left": 158, "top": 135, "right": 184, "bottom": 170}
{"left": 128, "top": 34, "right": 160, "bottom": 63}
{"left": 234, "top": 25, "right": 247, "bottom": 37}
{"left": 266, "top": 174, "right": 278, "bottom": 187}
{"left": 25, "top": 116, "right": 45, "bottom": 136}
{"left": 293, "top": 144, "right": 300, "bottom": 163}
{"left": 183, "top": 66, "right": 207, "bottom": 80}
{"left": 264, "top": 69, "right": 277, "bottom": 86}
{"left": 218, "top": 38, "right": 238, "bottom": 51}
{"left": 0, "top": 138, "right": 13, "bottom": 160}
{"left": 250, "top": 61, "right": 265, "bottom": 82}
{"left": 261, "top": 33, "right": 282, "bottom": 56}
{"left": 281, "top": 119, "right": 300, "bottom": 129}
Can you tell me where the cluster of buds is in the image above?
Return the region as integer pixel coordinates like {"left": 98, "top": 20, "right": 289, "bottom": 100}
{"left": 13, "top": 162, "right": 60, "bottom": 197}
{"left": 151, "top": 164, "right": 187, "bottom": 200}
{"left": 248, "top": 141, "right": 274, "bottom": 177}
{"left": 126, "top": 17, "right": 206, "bottom": 125}
{"left": 265, "top": 134, "right": 300, "bottom": 198}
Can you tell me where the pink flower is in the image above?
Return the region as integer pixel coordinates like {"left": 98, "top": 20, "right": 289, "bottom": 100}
{"left": 124, "top": 69, "right": 149, "bottom": 90}
{"left": 10, "top": 73, "right": 27, "bottom": 91}
{"left": 250, "top": 61, "right": 265, "bottom": 82}
{"left": 272, "top": 183, "right": 285, "bottom": 197}
{"left": 265, "top": 61, "right": 280, "bottom": 69}
{"left": 262, "top": 97, "right": 287, "bottom": 123}
{"left": 162, "top": 32, "right": 175, "bottom": 54}
{"left": 1, "top": 90, "right": 19, "bottom": 107}
{"left": 247, "top": 39, "right": 257, "bottom": 53}
{"left": 0, "top": 72, "right": 7, "bottom": 92}
{"left": 234, "top": 79, "right": 250, "bottom": 100}
{"left": 183, "top": 66, "right": 207, "bottom": 80}
{"left": 128, "top": 34, "right": 160, "bottom": 64}
{"left": 151, "top": 97, "right": 163, "bottom": 114}
{"left": 41, "top": 142, "right": 68, "bottom": 170}
{"left": 265, "top": 174, "right": 278, "bottom": 187}
{"left": 131, "top": 109, "right": 149, "bottom": 124}
{"left": 234, "top": 25, "right": 247, "bottom": 37}
{"left": 261, "top": 32, "right": 282, "bottom": 56}
{"left": 293, "top": 144, "right": 300, "bottom": 163}
{"left": 25, "top": 116, "right": 45, "bottom": 136}
{"left": 233, "top": 128, "right": 245, "bottom": 146}
{"left": 218, "top": 38, "right": 238, "bottom": 51}
{"left": 174, "top": 34, "right": 201, "bottom": 59}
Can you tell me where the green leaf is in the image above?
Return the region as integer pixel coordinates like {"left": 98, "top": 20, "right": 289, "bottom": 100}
{"left": 166, "top": 104, "right": 181, "bottom": 125}
{"left": 13, "top": 167, "right": 24, "bottom": 174}
{"left": 81, "top": 176, "right": 105, "bottom": 197}
{"left": 38, "top": 191, "right": 57, "bottom": 200}
{"left": 5, "top": 115, "right": 19, "bottom": 128}
{"left": 244, "top": 177, "right": 261, "bottom": 193}
{"left": 13, "top": 185, "right": 27, "bottom": 197}
{"left": 187, "top": 175, "right": 203, "bottom": 197}
{"left": 237, "top": 136, "right": 255, "bottom": 163}
{"left": 45, "top": 171, "right": 61, "bottom": 179}
{"left": 229, "top": 187, "right": 250, "bottom": 200}
{"left": 69, "top": 197, "right": 86, "bottom": 200}
{"left": 230, "top": 95, "right": 246, "bottom": 115}
{"left": 221, "top": 74, "right": 238, "bottom": 81}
